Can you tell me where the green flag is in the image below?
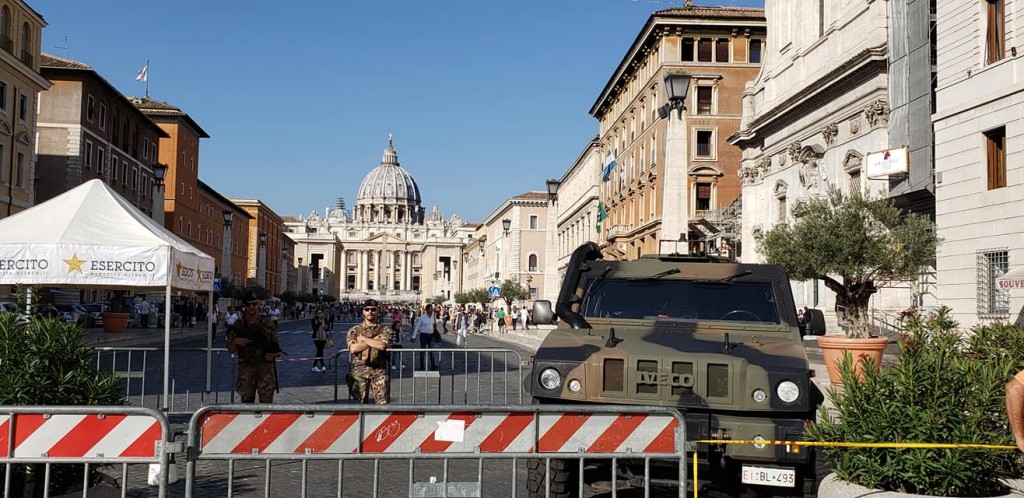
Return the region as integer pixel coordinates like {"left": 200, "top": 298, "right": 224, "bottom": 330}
{"left": 596, "top": 202, "right": 607, "bottom": 233}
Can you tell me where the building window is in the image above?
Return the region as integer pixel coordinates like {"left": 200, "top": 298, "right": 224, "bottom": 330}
{"left": 98, "top": 104, "right": 106, "bottom": 130}
{"left": 187, "top": 221, "right": 192, "bottom": 238}
{"left": 17, "top": 93, "right": 25, "bottom": 121}
{"left": 696, "top": 130, "right": 713, "bottom": 157}
{"left": 0, "top": 7, "right": 9, "bottom": 54}
{"left": 0, "top": 81, "right": 6, "bottom": 112}
{"left": 143, "top": 138, "right": 149, "bottom": 160}
{"left": 695, "top": 182, "right": 712, "bottom": 213}
{"left": 985, "top": 126, "right": 1006, "bottom": 189}
{"left": 122, "top": 161, "right": 128, "bottom": 185}
{"left": 529, "top": 254, "right": 539, "bottom": 272}
{"left": 977, "top": 249, "right": 1009, "bottom": 318}
{"left": 849, "top": 170, "right": 862, "bottom": 193}
{"left": 749, "top": 39, "right": 763, "bottom": 63}
{"left": 110, "top": 155, "right": 118, "bottom": 181}
{"left": 697, "top": 38, "right": 713, "bottom": 62}
{"left": 696, "top": 86, "right": 713, "bottom": 115}
{"left": 15, "top": 152, "right": 23, "bottom": 187}
{"left": 715, "top": 38, "right": 730, "bottom": 62}
{"left": 97, "top": 148, "right": 105, "bottom": 176}
{"left": 777, "top": 196, "right": 787, "bottom": 222}
{"left": 529, "top": 215, "right": 538, "bottom": 229}
{"left": 0, "top": 145, "right": 4, "bottom": 183}
{"left": 774, "top": 181, "right": 789, "bottom": 222}
{"left": 84, "top": 141, "right": 93, "bottom": 169}
{"left": 986, "top": 0, "right": 1005, "bottom": 64}
{"left": 86, "top": 95, "right": 95, "bottom": 122}
{"left": 682, "top": 38, "right": 695, "bottom": 61}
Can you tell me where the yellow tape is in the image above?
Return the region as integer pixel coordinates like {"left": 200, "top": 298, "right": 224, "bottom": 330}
{"left": 693, "top": 439, "right": 1016, "bottom": 451}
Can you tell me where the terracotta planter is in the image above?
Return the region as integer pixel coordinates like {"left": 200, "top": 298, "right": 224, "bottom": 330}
{"left": 819, "top": 473, "right": 1024, "bottom": 497}
{"left": 101, "top": 312, "right": 131, "bottom": 333}
{"left": 817, "top": 335, "right": 889, "bottom": 385}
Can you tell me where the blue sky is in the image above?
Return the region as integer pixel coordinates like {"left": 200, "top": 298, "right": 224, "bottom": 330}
{"left": 40, "top": 0, "right": 764, "bottom": 223}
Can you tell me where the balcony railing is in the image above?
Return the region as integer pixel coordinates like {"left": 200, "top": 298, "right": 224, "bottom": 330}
{"left": 19, "top": 50, "right": 32, "bottom": 67}
{"left": 0, "top": 35, "right": 11, "bottom": 53}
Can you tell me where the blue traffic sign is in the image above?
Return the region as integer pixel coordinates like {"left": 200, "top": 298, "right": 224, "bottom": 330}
{"left": 213, "top": 278, "right": 222, "bottom": 293}
{"left": 488, "top": 285, "right": 501, "bottom": 298}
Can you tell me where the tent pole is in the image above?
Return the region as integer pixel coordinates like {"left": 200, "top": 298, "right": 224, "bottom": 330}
{"left": 206, "top": 291, "right": 213, "bottom": 393}
{"left": 163, "top": 283, "right": 172, "bottom": 412}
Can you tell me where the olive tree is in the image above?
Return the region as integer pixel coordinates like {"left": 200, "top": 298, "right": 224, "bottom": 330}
{"left": 498, "top": 279, "right": 530, "bottom": 310}
{"left": 757, "top": 189, "right": 938, "bottom": 338}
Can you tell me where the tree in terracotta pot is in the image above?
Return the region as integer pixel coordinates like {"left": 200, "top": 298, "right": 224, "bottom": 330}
{"left": 807, "top": 309, "right": 1024, "bottom": 496}
{"left": 758, "top": 188, "right": 938, "bottom": 383}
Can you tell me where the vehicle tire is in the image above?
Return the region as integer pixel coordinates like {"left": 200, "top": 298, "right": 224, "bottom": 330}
{"left": 527, "top": 458, "right": 578, "bottom": 498}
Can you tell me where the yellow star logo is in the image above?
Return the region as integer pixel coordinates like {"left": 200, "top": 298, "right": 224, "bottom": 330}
{"left": 175, "top": 262, "right": 182, "bottom": 277}
{"left": 64, "top": 253, "right": 87, "bottom": 274}
{"left": 194, "top": 266, "right": 201, "bottom": 282}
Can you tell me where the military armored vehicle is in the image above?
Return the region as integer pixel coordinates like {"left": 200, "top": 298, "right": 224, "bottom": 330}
{"left": 527, "top": 242, "right": 824, "bottom": 497}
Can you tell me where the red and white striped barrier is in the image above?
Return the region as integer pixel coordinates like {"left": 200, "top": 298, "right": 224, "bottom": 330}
{"left": 0, "top": 412, "right": 163, "bottom": 460}
{"left": 195, "top": 409, "right": 679, "bottom": 456}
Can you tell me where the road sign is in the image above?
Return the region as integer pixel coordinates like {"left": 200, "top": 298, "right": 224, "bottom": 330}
{"left": 487, "top": 285, "right": 501, "bottom": 298}
{"left": 213, "top": 278, "right": 222, "bottom": 293}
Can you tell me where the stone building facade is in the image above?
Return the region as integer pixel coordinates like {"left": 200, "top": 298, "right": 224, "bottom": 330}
{"left": 0, "top": 0, "right": 47, "bottom": 220}
{"left": 729, "top": 0, "right": 898, "bottom": 313}
{"left": 37, "top": 53, "right": 166, "bottom": 218}
{"left": 285, "top": 138, "right": 474, "bottom": 303}
{"left": 933, "top": 0, "right": 1023, "bottom": 327}
{"left": 587, "top": 6, "right": 766, "bottom": 261}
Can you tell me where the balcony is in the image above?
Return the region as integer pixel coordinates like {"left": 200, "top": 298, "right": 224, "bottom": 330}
{"left": 0, "top": 35, "right": 11, "bottom": 53}
{"left": 19, "top": 50, "right": 31, "bottom": 67}
{"left": 604, "top": 224, "right": 627, "bottom": 238}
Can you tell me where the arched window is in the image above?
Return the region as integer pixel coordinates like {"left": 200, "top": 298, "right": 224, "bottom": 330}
{"left": 528, "top": 254, "right": 538, "bottom": 272}
{"left": 0, "top": 7, "right": 10, "bottom": 52}
{"left": 19, "top": 22, "right": 30, "bottom": 62}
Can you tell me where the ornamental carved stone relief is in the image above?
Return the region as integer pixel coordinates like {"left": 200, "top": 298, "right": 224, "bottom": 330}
{"left": 821, "top": 123, "right": 838, "bottom": 147}
{"left": 863, "top": 99, "right": 890, "bottom": 128}
{"left": 788, "top": 141, "right": 803, "bottom": 162}
{"left": 849, "top": 117, "right": 861, "bottom": 135}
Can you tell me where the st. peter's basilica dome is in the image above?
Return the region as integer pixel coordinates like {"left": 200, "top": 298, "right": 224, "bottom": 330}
{"left": 353, "top": 137, "right": 423, "bottom": 224}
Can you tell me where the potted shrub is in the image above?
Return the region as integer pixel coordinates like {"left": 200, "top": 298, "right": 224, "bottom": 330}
{"left": 758, "top": 189, "right": 939, "bottom": 384}
{"left": 807, "top": 308, "right": 1024, "bottom": 496}
{"left": 0, "top": 313, "right": 124, "bottom": 496}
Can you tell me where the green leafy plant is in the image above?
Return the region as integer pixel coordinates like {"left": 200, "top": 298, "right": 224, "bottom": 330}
{"left": 806, "top": 307, "right": 1024, "bottom": 495}
{"left": 758, "top": 189, "right": 938, "bottom": 337}
{"left": 0, "top": 313, "right": 125, "bottom": 496}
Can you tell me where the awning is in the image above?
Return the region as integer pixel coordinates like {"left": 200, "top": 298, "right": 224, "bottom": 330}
{"left": 997, "top": 266, "right": 1024, "bottom": 290}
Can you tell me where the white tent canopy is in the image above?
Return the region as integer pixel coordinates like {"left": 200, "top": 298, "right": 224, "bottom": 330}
{"left": 0, "top": 179, "right": 214, "bottom": 290}
{"left": 0, "top": 179, "right": 216, "bottom": 410}
{"left": 998, "top": 266, "right": 1024, "bottom": 291}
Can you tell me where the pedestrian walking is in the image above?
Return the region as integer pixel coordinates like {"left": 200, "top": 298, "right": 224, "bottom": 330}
{"left": 346, "top": 299, "right": 392, "bottom": 404}
{"left": 410, "top": 304, "right": 439, "bottom": 370}
{"left": 225, "top": 291, "right": 281, "bottom": 403}
{"left": 496, "top": 308, "right": 506, "bottom": 334}
{"left": 310, "top": 308, "right": 330, "bottom": 372}
{"left": 455, "top": 307, "right": 469, "bottom": 348}
{"left": 389, "top": 318, "right": 404, "bottom": 371}
{"left": 138, "top": 298, "right": 151, "bottom": 328}
{"left": 519, "top": 307, "right": 530, "bottom": 331}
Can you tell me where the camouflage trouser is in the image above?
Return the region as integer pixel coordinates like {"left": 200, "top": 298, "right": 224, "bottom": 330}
{"left": 237, "top": 362, "right": 276, "bottom": 403}
{"left": 349, "top": 367, "right": 390, "bottom": 404}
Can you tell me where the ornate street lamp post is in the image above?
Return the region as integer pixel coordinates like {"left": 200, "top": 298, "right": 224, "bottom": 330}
{"left": 221, "top": 210, "right": 233, "bottom": 283}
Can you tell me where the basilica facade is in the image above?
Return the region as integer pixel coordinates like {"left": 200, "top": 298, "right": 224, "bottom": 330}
{"left": 285, "top": 138, "right": 476, "bottom": 303}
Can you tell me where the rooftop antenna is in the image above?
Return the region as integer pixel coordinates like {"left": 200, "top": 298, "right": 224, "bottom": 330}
{"left": 53, "top": 36, "right": 68, "bottom": 58}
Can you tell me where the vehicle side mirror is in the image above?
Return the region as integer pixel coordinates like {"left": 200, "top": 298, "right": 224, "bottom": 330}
{"left": 804, "top": 308, "right": 826, "bottom": 336}
{"left": 532, "top": 300, "right": 555, "bottom": 325}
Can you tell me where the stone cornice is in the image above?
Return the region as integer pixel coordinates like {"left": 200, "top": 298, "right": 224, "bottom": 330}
{"left": 729, "top": 45, "right": 887, "bottom": 146}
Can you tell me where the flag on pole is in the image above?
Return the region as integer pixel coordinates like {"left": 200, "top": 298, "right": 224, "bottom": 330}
{"left": 601, "top": 150, "right": 618, "bottom": 182}
{"left": 596, "top": 202, "right": 607, "bottom": 233}
{"left": 135, "top": 63, "right": 148, "bottom": 82}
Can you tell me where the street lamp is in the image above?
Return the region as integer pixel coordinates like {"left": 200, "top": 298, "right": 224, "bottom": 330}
{"left": 502, "top": 218, "right": 511, "bottom": 236}
{"left": 658, "top": 73, "right": 692, "bottom": 119}
{"left": 152, "top": 163, "right": 168, "bottom": 187}
{"left": 150, "top": 163, "right": 168, "bottom": 222}
{"left": 545, "top": 179, "right": 560, "bottom": 200}
{"left": 221, "top": 210, "right": 233, "bottom": 284}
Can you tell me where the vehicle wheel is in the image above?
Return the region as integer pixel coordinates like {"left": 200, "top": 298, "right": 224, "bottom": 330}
{"left": 527, "top": 458, "right": 578, "bottom": 498}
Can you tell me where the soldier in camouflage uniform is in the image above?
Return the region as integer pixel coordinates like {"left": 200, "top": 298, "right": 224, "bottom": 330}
{"left": 226, "top": 292, "right": 282, "bottom": 403}
{"left": 346, "top": 299, "right": 392, "bottom": 404}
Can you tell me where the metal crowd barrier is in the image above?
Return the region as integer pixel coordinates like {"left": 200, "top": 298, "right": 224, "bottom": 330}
{"left": 94, "top": 347, "right": 238, "bottom": 415}
{"left": 0, "top": 405, "right": 172, "bottom": 498}
{"left": 332, "top": 347, "right": 527, "bottom": 405}
{"left": 183, "top": 404, "right": 688, "bottom": 498}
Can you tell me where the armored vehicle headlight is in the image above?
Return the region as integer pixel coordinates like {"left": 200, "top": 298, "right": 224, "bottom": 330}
{"left": 539, "top": 368, "right": 562, "bottom": 390}
{"left": 752, "top": 389, "right": 767, "bottom": 403}
{"left": 776, "top": 380, "right": 800, "bottom": 403}
{"left": 568, "top": 379, "right": 582, "bottom": 392}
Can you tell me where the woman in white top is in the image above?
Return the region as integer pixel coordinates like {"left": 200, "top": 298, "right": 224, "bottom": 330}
{"left": 410, "top": 304, "right": 439, "bottom": 370}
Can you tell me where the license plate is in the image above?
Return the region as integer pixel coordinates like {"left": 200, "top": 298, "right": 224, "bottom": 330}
{"left": 741, "top": 465, "right": 796, "bottom": 488}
